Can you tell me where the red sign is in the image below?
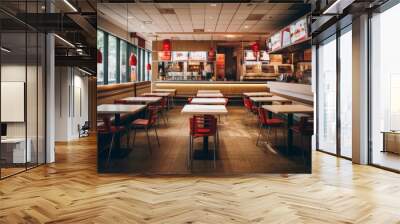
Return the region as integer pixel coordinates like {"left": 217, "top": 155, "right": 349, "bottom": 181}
{"left": 208, "top": 48, "right": 216, "bottom": 61}
{"left": 216, "top": 54, "right": 225, "bottom": 80}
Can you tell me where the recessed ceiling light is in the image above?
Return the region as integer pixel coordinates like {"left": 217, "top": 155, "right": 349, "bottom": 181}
{"left": 244, "top": 25, "right": 249, "bottom": 29}
{"left": 210, "top": 3, "right": 217, "bottom": 7}
{"left": 226, "top": 34, "right": 235, "bottom": 38}
{"left": 41, "top": 5, "right": 46, "bottom": 10}
{"left": 128, "top": 16, "right": 133, "bottom": 19}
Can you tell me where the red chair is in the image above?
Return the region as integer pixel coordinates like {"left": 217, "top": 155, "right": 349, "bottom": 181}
{"left": 256, "top": 107, "right": 285, "bottom": 146}
{"left": 130, "top": 107, "right": 160, "bottom": 154}
{"left": 243, "top": 97, "right": 257, "bottom": 114}
{"left": 148, "top": 97, "right": 168, "bottom": 125}
{"left": 188, "top": 115, "right": 218, "bottom": 169}
{"left": 188, "top": 97, "right": 193, "bottom": 103}
{"left": 97, "top": 116, "right": 126, "bottom": 166}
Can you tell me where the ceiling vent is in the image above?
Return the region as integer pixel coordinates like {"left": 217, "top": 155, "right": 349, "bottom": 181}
{"left": 158, "top": 8, "right": 176, "bottom": 14}
{"left": 246, "top": 14, "right": 264, "bottom": 21}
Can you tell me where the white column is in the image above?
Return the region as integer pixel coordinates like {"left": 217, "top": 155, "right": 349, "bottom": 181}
{"left": 46, "top": 33, "right": 55, "bottom": 163}
{"left": 352, "top": 14, "right": 369, "bottom": 164}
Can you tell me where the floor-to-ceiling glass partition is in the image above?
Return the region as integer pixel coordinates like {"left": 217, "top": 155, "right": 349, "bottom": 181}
{"left": 370, "top": 2, "right": 400, "bottom": 171}
{"left": 339, "top": 26, "right": 353, "bottom": 158}
{"left": 0, "top": 1, "right": 46, "bottom": 179}
{"left": 317, "top": 35, "right": 337, "bottom": 154}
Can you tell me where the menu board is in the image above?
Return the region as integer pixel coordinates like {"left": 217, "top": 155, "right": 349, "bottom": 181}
{"left": 270, "top": 32, "right": 282, "bottom": 52}
{"left": 281, "top": 27, "right": 291, "bottom": 48}
{"left": 189, "top": 51, "right": 207, "bottom": 61}
{"left": 172, "top": 51, "right": 188, "bottom": 61}
{"left": 244, "top": 50, "right": 258, "bottom": 61}
{"left": 290, "top": 18, "right": 308, "bottom": 44}
{"left": 158, "top": 51, "right": 171, "bottom": 61}
{"left": 259, "top": 51, "right": 270, "bottom": 61}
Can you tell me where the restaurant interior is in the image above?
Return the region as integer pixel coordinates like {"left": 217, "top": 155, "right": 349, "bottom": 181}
{"left": 96, "top": 2, "right": 313, "bottom": 174}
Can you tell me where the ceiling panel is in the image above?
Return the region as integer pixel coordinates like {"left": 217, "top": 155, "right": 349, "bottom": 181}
{"left": 97, "top": 2, "right": 308, "bottom": 41}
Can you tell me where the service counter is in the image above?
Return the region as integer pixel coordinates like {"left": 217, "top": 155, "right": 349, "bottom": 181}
{"left": 153, "top": 81, "right": 269, "bottom": 98}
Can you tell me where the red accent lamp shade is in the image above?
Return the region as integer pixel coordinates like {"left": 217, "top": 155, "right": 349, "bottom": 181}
{"left": 97, "top": 49, "right": 102, "bottom": 64}
{"left": 129, "top": 53, "right": 137, "bottom": 66}
{"left": 162, "top": 39, "right": 171, "bottom": 51}
{"left": 147, "top": 63, "right": 151, "bottom": 71}
{"left": 251, "top": 42, "right": 260, "bottom": 53}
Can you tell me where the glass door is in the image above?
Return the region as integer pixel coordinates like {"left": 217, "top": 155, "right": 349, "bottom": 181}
{"left": 317, "top": 35, "right": 337, "bottom": 154}
{"left": 339, "top": 26, "right": 353, "bottom": 158}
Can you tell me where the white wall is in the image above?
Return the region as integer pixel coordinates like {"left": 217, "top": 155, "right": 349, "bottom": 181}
{"left": 54, "top": 67, "right": 89, "bottom": 141}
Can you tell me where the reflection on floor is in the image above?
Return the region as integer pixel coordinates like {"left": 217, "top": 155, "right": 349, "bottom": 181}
{"left": 373, "top": 151, "right": 400, "bottom": 171}
{"left": 98, "top": 106, "right": 309, "bottom": 174}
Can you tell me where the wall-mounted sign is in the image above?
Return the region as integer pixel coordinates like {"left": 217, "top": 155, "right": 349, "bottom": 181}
{"left": 158, "top": 51, "right": 171, "bottom": 61}
{"left": 244, "top": 50, "right": 258, "bottom": 61}
{"left": 270, "top": 32, "right": 282, "bottom": 52}
{"left": 216, "top": 54, "right": 225, "bottom": 80}
{"left": 281, "top": 27, "right": 291, "bottom": 48}
{"left": 189, "top": 51, "right": 207, "bottom": 61}
{"left": 172, "top": 51, "right": 188, "bottom": 61}
{"left": 259, "top": 51, "right": 270, "bottom": 61}
{"left": 290, "top": 18, "right": 308, "bottom": 44}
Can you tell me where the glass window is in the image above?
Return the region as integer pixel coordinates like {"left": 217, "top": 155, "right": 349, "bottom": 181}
{"left": 370, "top": 3, "right": 400, "bottom": 171}
{"left": 97, "top": 30, "right": 104, "bottom": 83}
{"left": 317, "top": 35, "right": 337, "bottom": 154}
{"left": 120, "top": 40, "right": 127, "bottom": 83}
{"left": 108, "top": 35, "right": 117, "bottom": 83}
{"left": 339, "top": 27, "right": 352, "bottom": 158}
{"left": 145, "top": 50, "right": 149, "bottom": 81}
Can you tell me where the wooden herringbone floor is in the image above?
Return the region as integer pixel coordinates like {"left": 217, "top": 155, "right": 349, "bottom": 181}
{"left": 1, "top": 113, "right": 400, "bottom": 223}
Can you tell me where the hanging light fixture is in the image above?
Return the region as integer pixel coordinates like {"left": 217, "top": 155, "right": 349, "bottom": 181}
{"left": 147, "top": 63, "right": 152, "bottom": 71}
{"left": 97, "top": 48, "right": 102, "bottom": 64}
{"left": 129, "top": 52, "right": 137, "bottom": 66}
{"left": 251, "top": 41, "right": 260, "bottom": 53}
{"left": 162, "top": 39, "right": 171, "bottom": 51}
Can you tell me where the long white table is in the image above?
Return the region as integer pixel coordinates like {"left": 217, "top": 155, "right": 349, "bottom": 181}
{"left": 190, "top": 98, "right": 227, "bottom": 105}
{"left": 197, "top": 90, "right": 221, "bottom": 93}
{"left": 243, "top": 92, "right": 273, "bottom": 97}
{"left": 181, "top": 104, "right": 228, "bottom": 115}
{"left": 250, "top": 96, "right": 291, "bottom": 105}
{"left": 119, "top": 97, "right": 162, "bottom": 105}
{"left": 196, "top": 93, "right": 224, "bottom": 98}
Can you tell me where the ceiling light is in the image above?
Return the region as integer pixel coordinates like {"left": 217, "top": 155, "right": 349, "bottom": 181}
{"left": 54, "top": 34, "right": 75, "bottom": 48}
{"left": 244, "top": 25, "right": 249, "bottom": 29}
{"left": 1, "top": 47, "right": 11, "bottom": 53}
{"left": 322, "top": 0, "right": 354, "bottom": 15}
{"left": 210, "top": 3, "right": 217, "bottom": 7}
{"left": 63, "top": 0, "right": 78, "bottom": 12}
{"left": 128, "top": 16, "right": 134, "bottom": 19}
{"left": 41, "top": 5, "right": 46, "bottom": 10}
{"left": 226, "top": 34, "right": 235, "bottom": 38}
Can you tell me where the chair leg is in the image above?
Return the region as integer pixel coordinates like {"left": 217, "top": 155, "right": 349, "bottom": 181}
{"left": 154, "top": 126, "right": 160, "bottom": 147}
{"left": 256, "top": 122, "right": 263, "bottom": 146}
{"left": 214, "top": 134, "right": 217, "bottom": 168}
{"left": 132, "top": 127, "right": 137, "bottom": 147}
{"left": 145, "top": 127, "right": 152, "bottom": 154}
{"left": 107, "top": 134, "right": 115, "bottom": 167}
{"left": 127, "top": 127, "right": 131, "bottom": 148}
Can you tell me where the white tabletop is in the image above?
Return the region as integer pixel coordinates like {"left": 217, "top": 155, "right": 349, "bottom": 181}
{"left": 250, "top": 96, "right": 291, "bottom": 103}
{"left": 190, "top": 98, "right": 227, "bottom": 105}
{"left": 97, "top": 104, "right": 146, "bottom": 114}
{"left": 243, "top": 92, "right": 273, "bottom": 97}
{"left": 262, "top": 104, "right": 313, "bottom": 114}
{"left": 153, "top": 89, "right": 176, "bottom": 92}
{"left": 181, "top": 104, "right": 228, "bottom": 115}
{"left": 197, "top": 90, "right": 221, "bottom": 93}
{"left": 120, "top": 96, "right": 162, "bottom": 104}
{"left": 196, "top": 93, "right": 224, "bottom": 98}
{"left": 141, "top": 92, "right": 171, "bottom": 97}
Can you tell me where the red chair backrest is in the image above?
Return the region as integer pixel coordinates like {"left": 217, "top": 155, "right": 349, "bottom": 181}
{"left": 243, "top": 97, "right": 250, "bottom": 109}
{"left": 188, "top": 97, "right": 193, "bottom": 103}
{"left": 190, "top": 115, "right": 217, "bottom": 135}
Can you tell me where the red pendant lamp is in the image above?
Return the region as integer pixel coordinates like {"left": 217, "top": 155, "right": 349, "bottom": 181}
{"left": 146, "top": 63, "right": 151, "bottom": 71}
{"left": 162, "top": 39, "right": 171, "bottom": 51}
{"left": 208, "top": 47, "right": 216, "bottom": 61}
{"left": 251, "top": 42, "right": 260, "bottom": 53}
{"left": 129, "top": 52, "right": 137, "bottom": 66}
{"left": 97, "top": 48, "right": 102, "bottom": 64}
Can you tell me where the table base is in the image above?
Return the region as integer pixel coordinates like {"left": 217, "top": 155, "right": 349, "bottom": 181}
{"left": 193, "top": 149, "right": 217, "bottom": 160}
